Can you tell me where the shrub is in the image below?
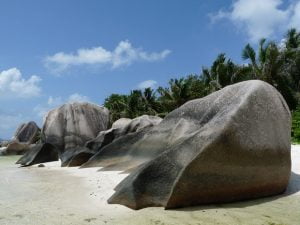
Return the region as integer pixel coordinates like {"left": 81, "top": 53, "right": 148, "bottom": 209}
{"left": 291, "top": 107, "right": 300, "bottom": 143}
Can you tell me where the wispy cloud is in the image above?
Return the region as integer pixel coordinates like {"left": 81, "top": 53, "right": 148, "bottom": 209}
{"left": 68, "top": 93, "right": 90, "bottom": 103}
{"left": 34, "top": 93, "right": 91, "bottom": 119}
{"left": 0, "top": 68, "right": 41, "bottom": 99}
{"left": 0, "top": 111, "right": 30, "bottom": 139}
{"left": 34, "top": 96, "right": 62, "bottom": 119}
{"left": 210, "top": 0, "right": 300, "bottom": 42}
{"left": 137, "top": 80, "right": 158, "bottom": 89}
{"left": 45, "top": 40, "right": 171, "bottom": 73}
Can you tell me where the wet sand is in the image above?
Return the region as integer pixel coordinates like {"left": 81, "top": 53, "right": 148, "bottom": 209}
{"left": 0, "top": 146, "right": 300, "bottom": 225}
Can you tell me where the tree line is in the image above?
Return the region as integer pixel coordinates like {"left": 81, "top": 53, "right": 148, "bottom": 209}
{"left": 103, "top": 29, "right": 300, "bottom": 141}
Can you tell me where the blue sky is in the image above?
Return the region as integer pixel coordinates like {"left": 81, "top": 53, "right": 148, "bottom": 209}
{"left": 0, "top": 0, "right": 300, "bottom": 138}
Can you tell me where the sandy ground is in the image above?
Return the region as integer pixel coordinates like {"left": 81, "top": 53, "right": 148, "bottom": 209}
{"left": 0, "top": 146, "right": 300, "bottom": 225}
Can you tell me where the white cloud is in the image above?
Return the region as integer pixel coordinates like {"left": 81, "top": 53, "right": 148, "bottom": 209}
{"left": 68, "top": 93, "right": 90, "bottom": 103}
{"left": 34, "top": 93, "right": 91, "bottom": 119}
{"left": 34, "top": 96, "right": 62, "bottom": 119}
{"left": 137, "top": 80, "right": 158, "bottom": 89}
{"left": 290, "top": 1, "right": 300, "bottom": 29}
{"left": 0, "top": 68, "right": 41, "bottom": 98}
{"left": 0, "top": 112, "right": 29, "bottom": 139}
{"left": 47, "top": 96, "right": 63, "bottom": 106}
{"left": 278, "top": 38, "right": 287, "bottom": 50}
{"left": 45, "top": 40, "right": 171, "bottom": 73}
{"left": 210, "top": 0, "right": 300, "bottom": 42}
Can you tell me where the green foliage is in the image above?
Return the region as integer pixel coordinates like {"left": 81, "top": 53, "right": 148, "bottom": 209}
{"left": 157, "top": 75, "right": 208, "bottom": 112}
{"left": 104, "top": 88, "right": 162, "bottom": 123}
{"left": 104, "top": 28, "right": 300, "bottom": 143}
{"left": 292, "top": 107, "right": 300, "bottom": 143}
{"left": 286, "top": 28, "right": 300, "bottom": 49}
{"left": 104, "top": 94, "right": 128, "bottom": 123}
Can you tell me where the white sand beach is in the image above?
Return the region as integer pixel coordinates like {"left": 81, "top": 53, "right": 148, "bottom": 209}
{"left": 0, "top": 146, "right": 300, "bottom": 225}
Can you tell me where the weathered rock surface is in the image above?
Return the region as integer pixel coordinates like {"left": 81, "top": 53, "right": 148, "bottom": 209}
{"left": 14, "top": 121, "right": 40, "bottom": 144}
{"left": 83, "top": 80, "right": 291, "bottom": 209}
{"left": 111, "top": 118, "right": 132, "bottom": 129}
{"left": 85, "top": 115, "right": 162, "bottom": 152}
{"left": 0, "top": 121, "right": 41, "bottom": 156}
{"left": 121, "top": 115, "right": 162, "bottom": 133}
{"left": 60, "top": 147, "right": 95, "bottom": 167}
{"left": 16, "top": 143, "right": 59, "bottom": 166}
{"left": 2, "top": 141, "right": 31, "bottom": 155}
{"left": 41, "top": 102, "right": 109, "bottom": 163}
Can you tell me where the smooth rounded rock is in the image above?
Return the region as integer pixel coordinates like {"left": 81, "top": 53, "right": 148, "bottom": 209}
{"left": 83, "top": 80, "right": 291, "bottom": 209}
{"left": 14, "top": 121, "right": 40, "bottom": 144}
{"left": 41, "top": 102, "right": 109, "bottom": 156}
{"left": 85, "top": 115, "right": 162, "bottom": 153}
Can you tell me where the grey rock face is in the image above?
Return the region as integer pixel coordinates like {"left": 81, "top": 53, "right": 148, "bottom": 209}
{"left": 121, "top": 115, "right": 162, "bottom": 133}
{"left": 2, "top": 141, "right": 31, "bottom": 155}
{"left": 14, "top": 121, "right": 40, "bottom": 144}
{"left": 111, "top": 118, "right": 132, "bottom": 129}
{"left": 15, "top": 102, "right": 109, "bottom": 166}
{"left": 0, "top": 121, "right": 40, "bottom": 156}
{"left": 16, "top": 143, "right": 59, "bottom": 167}
{"left": 41, "top": 102, "right": 110, "bottom": 155}
{"left": 85, "top": 115, "right": 162, "bottom": 152}
{"left": 60, "top": 146, "right": 95, "bottom": 167}
{"left": 83, "top": 80, "right": 291, "bottom": 209}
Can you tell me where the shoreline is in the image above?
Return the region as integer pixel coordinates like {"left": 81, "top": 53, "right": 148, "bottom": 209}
{"left": 0, "top": 146, "right": 299, "bottom": 225}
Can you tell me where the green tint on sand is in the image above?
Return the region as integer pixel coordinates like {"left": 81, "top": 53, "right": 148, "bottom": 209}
{"left": 0, "top": 148, "right": 300, "bottom": 225}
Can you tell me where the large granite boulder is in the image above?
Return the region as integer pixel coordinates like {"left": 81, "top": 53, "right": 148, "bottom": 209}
{"left": 62, "top": 118, "right": 132, "bottom": 167}
{"left": 41, "top": 102, "right": 109, "bottom": 161}
{"left": 85, "top": 115, "right": 162, "bottom": 152}
{"left": 16, "top": 143, "right": 59, "bottom": 167}
{"left": 13, "top": 121, "right": 40, "bottom": 144}
{"left": 0, "top": 121, "right": 41, "bottom": 156}
{"left": 82, "top": 80, "right": 291, "bottom": 209}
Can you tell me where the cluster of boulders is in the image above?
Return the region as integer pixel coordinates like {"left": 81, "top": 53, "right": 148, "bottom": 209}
{"left": 0, "top": 121, "right": 41, "bottom": 155}
{"left": 0, "top": 80, "right": 292, "bottom": 210}
{"left": 2, "top": 102, "right": 162, "bottom": 168}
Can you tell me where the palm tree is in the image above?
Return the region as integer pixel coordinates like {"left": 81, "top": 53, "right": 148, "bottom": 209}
{"left": 104, "top": 28, "right": 300, "bottom": 123}
{"left": 126, "top": 90, "right": 145, "bottom": 118}
{"left": 285, "top": 28, "right": 300, "bottom": 49}
{"left": 142, "top": 87, "right": 161, "bottom": 114}
{"left": 242, "top": 43, "right": 260, "bottom": 78}
{"left": 283, "top": 29, "right": 300, "bottom": 93}
{"left": 185, "top": 75, "right": 209, "bottom": 99}
{"left": 104, "top": 94, "right": 128, "bottom": 123}
{"left": 201, "top": 53, "right": 245, "bottom": 90}
{"left": 157, "top": 78, "right": 192, "bottom": 112}
{"left": 125, "top": 88, "right": 163, "bottom": 118}
{"left": 241, "top": 39, "right": 297, "bottom": 109}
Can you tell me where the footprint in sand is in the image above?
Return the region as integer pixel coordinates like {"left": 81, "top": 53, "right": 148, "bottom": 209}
{"left": 13, "top": 214, "right": 24, "bottom": 218}
{"left": 84, "top": 217, "right": 97, "bottom": 222}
